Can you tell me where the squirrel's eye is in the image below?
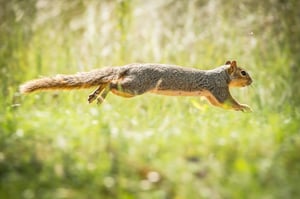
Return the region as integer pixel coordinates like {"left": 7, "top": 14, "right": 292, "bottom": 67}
{"left": 241, "top": 71, "right": 247, "bottom": 76}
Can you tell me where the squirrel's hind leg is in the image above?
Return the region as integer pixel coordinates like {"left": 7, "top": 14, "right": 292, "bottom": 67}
{"left": 96, "top": 86, "right": 110, "bottom": 104}
{"left": 88, "top": 84, "right": 108, "bottom": 104}
{"left": 109, "top": 81, "right": 138, "bottom": 98}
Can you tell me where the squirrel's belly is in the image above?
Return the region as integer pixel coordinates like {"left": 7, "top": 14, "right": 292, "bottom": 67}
{"left": 150, "top": 89, "right": 208, "bottom": 96}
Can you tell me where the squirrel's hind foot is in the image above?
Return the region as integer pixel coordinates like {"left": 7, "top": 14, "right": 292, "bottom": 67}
{"left": 88, "top": 85, "right": 109, "bottom": 104}
{"left": 88, "top": 93, "right": 98, "bottom": 103}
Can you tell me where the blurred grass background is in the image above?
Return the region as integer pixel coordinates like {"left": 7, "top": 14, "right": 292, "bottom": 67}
{"left": 1, "top": 0, "right": 300, "bottom": 198}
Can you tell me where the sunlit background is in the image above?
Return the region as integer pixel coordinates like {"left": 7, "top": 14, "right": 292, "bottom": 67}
{"left": 1, "top": 0, "right": 300, "bottom": 198}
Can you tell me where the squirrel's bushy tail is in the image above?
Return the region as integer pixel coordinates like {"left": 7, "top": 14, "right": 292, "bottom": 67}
{"left": 20, "top": 68, "right": 116, "bottom": 94}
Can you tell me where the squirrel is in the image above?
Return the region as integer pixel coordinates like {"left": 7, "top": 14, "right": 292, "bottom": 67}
{"left": 20, "top": 60, "right": 253, "bottom": 112}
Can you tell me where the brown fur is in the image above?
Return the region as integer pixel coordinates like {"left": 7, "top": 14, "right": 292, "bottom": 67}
{"left": 20, "top": 61, "right": 253, "bottom": 112}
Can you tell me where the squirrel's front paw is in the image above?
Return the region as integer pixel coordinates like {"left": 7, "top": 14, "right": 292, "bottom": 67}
{"left": 239, "top": 104, "right": 252, "bottom": 112}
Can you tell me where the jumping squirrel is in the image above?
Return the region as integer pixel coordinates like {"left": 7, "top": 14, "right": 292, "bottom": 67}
{"left": 20, "top": 60, "right": 253, "bottom": 112}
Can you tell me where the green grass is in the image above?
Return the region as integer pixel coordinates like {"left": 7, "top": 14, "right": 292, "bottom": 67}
{"left": 1, "top": 0, "right": 300, "bottom": 199}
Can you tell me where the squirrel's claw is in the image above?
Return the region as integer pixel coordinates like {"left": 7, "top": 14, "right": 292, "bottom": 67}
{"left": 88, "top": 93, "right": 97, "bottom": 103}
{"left": 240, "top": 104, "right": 252, "bottom": 112}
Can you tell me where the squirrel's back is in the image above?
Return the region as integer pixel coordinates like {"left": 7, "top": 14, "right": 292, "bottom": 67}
{"left": 117, "top": 63, "right": 209, "bottom": 91}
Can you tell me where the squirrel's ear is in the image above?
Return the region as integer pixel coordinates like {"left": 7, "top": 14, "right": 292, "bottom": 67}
{"left": 231, "top": 60, "right": 237, "bottom": 68}
{"left": 225, "top": 61, "right": 231, "bottom": 65}
{"left": 227, "top": 60, "right": 237, "bottom": 74}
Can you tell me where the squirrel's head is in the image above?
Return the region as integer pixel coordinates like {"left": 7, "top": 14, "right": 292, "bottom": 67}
{"left": 225, "top": 60, "right": 252, "bottom": 87}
